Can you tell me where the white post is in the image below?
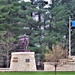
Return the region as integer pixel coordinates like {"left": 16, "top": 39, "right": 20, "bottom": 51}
{"left": 69, "top": 16, "right": 71, "bottom": 57}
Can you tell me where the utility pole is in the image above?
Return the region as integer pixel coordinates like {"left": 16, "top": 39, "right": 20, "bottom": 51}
{"left": 69, "top": 16, "right": 71, "bottom": 57}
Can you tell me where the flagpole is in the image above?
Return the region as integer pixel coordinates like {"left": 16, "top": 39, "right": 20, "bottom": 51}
{"left": 69, "top": 16, "right": 71, "bottom": 57}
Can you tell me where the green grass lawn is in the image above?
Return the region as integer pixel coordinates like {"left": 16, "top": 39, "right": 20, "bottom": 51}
{"left": 0, "top": 71, "right": 75, "bottom": 75}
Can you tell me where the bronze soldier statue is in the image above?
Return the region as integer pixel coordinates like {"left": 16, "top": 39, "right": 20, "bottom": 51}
{"left": 18, "top": 34, "right": 29, "bottom": 52}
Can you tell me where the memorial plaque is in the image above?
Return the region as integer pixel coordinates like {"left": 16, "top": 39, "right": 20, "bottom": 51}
{"left": 13, "top": 57, "right": 18, "bottom": 62}
{"left": 13, "top": 57, "right": 18, "bottom": 59}
{"left": 13, "top": 59, "right": 18, "bottom": 62}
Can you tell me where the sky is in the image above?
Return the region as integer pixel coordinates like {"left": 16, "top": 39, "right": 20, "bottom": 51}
{"left": 24, "top": 0, "right": 31, "bottom": 2}
{"left": 24, "top": 0, "right": 52, "bottom": 4}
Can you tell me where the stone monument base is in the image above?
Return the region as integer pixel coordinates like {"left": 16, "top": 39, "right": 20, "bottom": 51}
{"left": 44, "top": 59, "right": 75, "bottom": 71}
{"left": 10, "top": 52, "right": 36, "bottom": 71}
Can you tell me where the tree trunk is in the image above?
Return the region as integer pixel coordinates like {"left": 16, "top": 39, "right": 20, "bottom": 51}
{"left": 54, "top": 64, "right": 57, "bottom": 75}
{"left": 6, "top": 50, "right": 9, "bottom": 68}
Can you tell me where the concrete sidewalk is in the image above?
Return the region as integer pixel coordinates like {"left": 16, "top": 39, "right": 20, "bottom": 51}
{"left": 0, "top": 68, "right": 10, "bottom": 71}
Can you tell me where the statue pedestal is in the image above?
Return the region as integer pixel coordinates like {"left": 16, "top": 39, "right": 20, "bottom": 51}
{"left": 10, "top": 52, "right": 36, "bottom": 71}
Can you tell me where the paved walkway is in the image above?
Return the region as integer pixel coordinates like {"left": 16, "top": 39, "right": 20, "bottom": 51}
{"left": 0, "top": 68, "right": 10, "bottom": 71}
